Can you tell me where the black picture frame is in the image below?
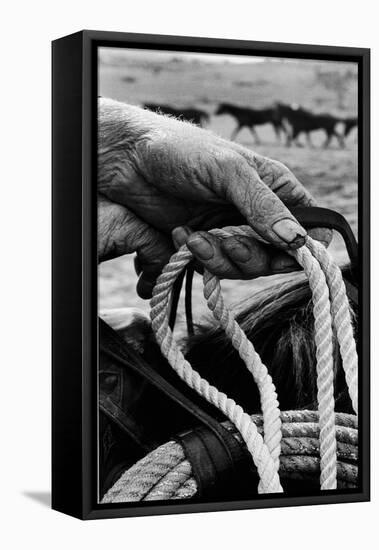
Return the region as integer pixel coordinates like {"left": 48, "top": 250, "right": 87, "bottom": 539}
{"left": 52, "top": 30, "right": 370, "bottom": 520}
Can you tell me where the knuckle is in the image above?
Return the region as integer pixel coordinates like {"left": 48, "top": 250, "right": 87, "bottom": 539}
{"left": 252, "top": 184, "right": 283, "bottom": 219}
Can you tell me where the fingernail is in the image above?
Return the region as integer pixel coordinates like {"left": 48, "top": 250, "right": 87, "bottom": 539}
{"left": 187, "top": 235, "right": 214, "bottom": 260}
{"left": 172, "top": 226, "right": 192, "bottom": 249}
{"left": 288, "top": 235, "right": 306, "bottom": 250}
{"left": 175, "top": 226, "right": 192, "bottom": 238}
{"left": 272, "top": 218, "right": 307, "bottom": 246}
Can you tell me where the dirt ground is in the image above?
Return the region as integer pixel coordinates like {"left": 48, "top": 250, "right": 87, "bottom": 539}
{"left": 98, "top": 48, "right": 358, "bottom": 323}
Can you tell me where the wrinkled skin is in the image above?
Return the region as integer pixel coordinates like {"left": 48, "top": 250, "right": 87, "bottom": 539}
{"left": 98, "top": 98, "right": 329, "bottom": 298}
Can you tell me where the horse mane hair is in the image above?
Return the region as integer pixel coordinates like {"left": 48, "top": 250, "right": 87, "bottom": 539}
{"left": 184, "top": 271, "right": 356, "bottom": 415}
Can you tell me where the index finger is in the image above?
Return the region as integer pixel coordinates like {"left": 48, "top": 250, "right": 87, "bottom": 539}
{"left": 222, "top": 157, "right": 307, "bottom": 250}
{"left": 252, "top": 155, "right": 332, "bottom": 247}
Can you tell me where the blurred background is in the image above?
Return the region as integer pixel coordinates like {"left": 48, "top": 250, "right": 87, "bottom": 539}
{"left": 98, "top": 47, "right": 358, "bottom": 321}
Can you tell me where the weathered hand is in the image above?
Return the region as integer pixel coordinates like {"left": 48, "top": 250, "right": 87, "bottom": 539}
{"left": 98, "top": 98, "right": 328, "bottom": 298}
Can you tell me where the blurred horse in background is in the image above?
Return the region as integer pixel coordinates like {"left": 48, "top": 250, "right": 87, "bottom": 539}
{"left": 143, "top": 103, "right": 210, "bottom": 127}
{"left": 215, "top": 102, "right": 284, "bottom": 143}
{"left": 275, "top": 103, "right": 346, "bottom": 149}
{"left": 342, "top": 116, "right": 358, "bottom": 140}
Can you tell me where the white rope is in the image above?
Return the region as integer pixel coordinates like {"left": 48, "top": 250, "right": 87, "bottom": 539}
{"left": 149, "top": 229, "right": 358, "bottom": 494}
{"left": 305, "top": 238, "right": 358, "bottom": 414}
{"left": 150, "top": 233, "right": 282, "bottom": 493}
{"left": 293, "top": 245, "right": 337, "bottom": 489}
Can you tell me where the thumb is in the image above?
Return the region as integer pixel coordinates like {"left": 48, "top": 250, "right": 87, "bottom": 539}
{"left": 98, "top": 195, "right": 174, "bottom": 298}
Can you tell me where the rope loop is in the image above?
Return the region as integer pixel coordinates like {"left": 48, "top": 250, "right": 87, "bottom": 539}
{"left": 150, "top": 228, "right": 358, "bottom": 494}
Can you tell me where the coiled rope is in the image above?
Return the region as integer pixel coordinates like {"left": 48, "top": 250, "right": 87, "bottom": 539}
{"left": 102, "top": 228, "right": 358, "bottom": 502}
{"left": 102, "top": 410, "right": 358, "bottom": 503}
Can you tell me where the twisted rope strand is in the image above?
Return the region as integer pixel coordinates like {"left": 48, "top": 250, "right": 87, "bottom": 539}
{"left": 143, "top": 460, "right": 193, "bottom": 501}
{"left": 202, "top": 269, "right": 281, "bottom": 493}
{"left": 292, "top": 245, "right": 337, "bottom": 489}
{"left": 305, "top": 237, "right": 358, "bottom": 414}
{"left": 101, "top": 441, "right": 182, "bottom": 504}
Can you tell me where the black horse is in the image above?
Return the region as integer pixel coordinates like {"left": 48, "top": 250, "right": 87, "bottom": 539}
{"left": 275, "top": 103, "right": 345, "bottom": 148}
{"left": 143, "top": 103, "right": 210, "bottom": 127}
{"left": 215, "top": 102, "right": 283, "bottom": 143}
{"left": 342, "top": 116, "right": 358, "bottom": 139}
